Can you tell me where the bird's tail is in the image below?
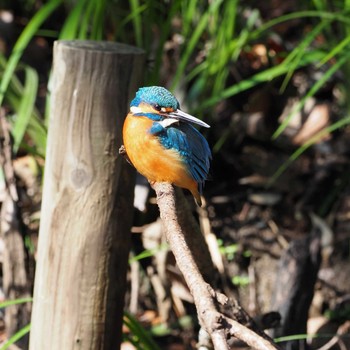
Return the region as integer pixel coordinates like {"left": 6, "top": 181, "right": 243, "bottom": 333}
{"left": 191, "top": 189, "right": 202, "bottom": 207}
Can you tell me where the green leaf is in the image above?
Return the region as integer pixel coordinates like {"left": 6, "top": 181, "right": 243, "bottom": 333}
{"left": 0, "top": 0, "right": 62, "bottom": 109}
{"left": 124, "top": 312, "right": 161, "bottom": 350}
{"left": 268, "top": 116, "right": 350, "bottom": 186}
{"left": 0, "top": 298, "right": 32, "bottom": 309}
{"left": 0, "top": 324, "right": 31, "bottom": 350}
{"left": 279, "top": 20, "right": 329, "bottom": 92}
{"left": 170, "top": 0, "right": 223, "bottom": 90}
{"left": 250, "top": 10, "right": 350, "bottom": 41}
{"left": 317, "top": 34, "right": 350, "bottom": 67}
{"left": 12, "top": 65, "right": 39, "bottom": 153}
{"left": 232, "top": 275, "right": 250, "bottom": 286}
{"left": 273, "top": 53, "right": 349, "bottom": 140}
{"left": 59, "top": 0, "right": 87, "bottom": 39}
{"left": 91, "top": 0, "right": 106, "bottom": 40}
{"left": 182, "top": 0, "right": 198, "bottom": 38}
{"left": 78, "top": 0, "right": 94, "bottom": 40}
{"left": 196, "top": 50, "right": 325, "bottom": 111}
{"left": 129, "top": 244, "right": 168, "bottom": 263}
{"left": 130, "top": 0, "right": 143, "bottom": 47}
{"left": 5, "top": 91, "right": 47, "bottom": 158}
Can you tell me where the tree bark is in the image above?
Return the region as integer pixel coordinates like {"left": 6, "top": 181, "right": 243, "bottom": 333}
{"left": 29, "top": 40, "right": 144, "bottom": 350}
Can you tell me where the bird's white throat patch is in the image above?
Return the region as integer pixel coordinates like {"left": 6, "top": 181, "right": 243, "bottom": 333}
{"left": 130, "top": 106, "right": 142, "bottom": 114}
{"left": 159, "top": 118, "right": 179, "bottom": 128}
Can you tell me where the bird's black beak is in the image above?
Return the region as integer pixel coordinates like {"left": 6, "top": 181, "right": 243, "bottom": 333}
{"left": 168, "top": 109, "right": 210, "bottom": 128}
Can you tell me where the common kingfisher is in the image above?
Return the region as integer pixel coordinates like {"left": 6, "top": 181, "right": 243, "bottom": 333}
{"left": 123, "top": 86, "right": 211, "bottom": 206}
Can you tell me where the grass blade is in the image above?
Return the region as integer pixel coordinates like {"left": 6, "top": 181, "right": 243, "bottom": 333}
{"left": 268, "top": 116, "right": 350, "bottom": 186}
{"left": 250, "top": 10, "right": 350, "bottom": 41}
{"left": 182, "top": 0, "right": 198, "bottom": 38}
{"left": 78, "top": 0, "right": 94, "bottom": 40}
{"left": 148, "top": 2, "right": 180, "bottom": 84}
{"left": 273, "top": 53, "right": 349, "bottom": 139}
{"left": 129, "top": 244, "right": 168, "bottom": 263}
{"left": 59, "top": 0, "right": 85, "bottom": 39}
{"left": 317, "top": 34, "right": 350, "bottom": 67}
{"left": 0, "top": 298, "right": 32, "bottom": 309}
{"left": 0, "top": 324, "right": 31, "bottom": 350}
{"left": 91, "top": 0, "right": 106, "bottom": 40}
{"left": 279, "top": 20, "right": 329, "bottom": 92}
{"left": 129, "top": 0, "right": 143, "bottom": 47}
{"left": 196, "top": 50, "right": 325, "bottom": 111}
{"left": 12, "top": 65, "right": 39, "bottom": 153}
{"left": 170, "top": 0, "right": 223, "bottom": 90}
{"left": 124, "top": 312, "right": 161, "bottom": 350}
{"left": 0, "top": 0, "right": 62, "bottom": 109}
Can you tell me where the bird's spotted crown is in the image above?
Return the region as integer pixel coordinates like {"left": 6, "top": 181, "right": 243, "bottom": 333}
{"left": 130, "top": 86, "right": 180, "bottom": 110}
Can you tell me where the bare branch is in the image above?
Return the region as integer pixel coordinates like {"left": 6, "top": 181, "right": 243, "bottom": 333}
{"left": 152, "top": 182, "right": 281, "bottom": 350}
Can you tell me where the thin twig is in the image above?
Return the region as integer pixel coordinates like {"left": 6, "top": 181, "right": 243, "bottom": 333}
{"left": 152, "top": 182, "right": 281, "bottom": 350}
{"left": 317, "top": 321, "right": 350, "bottom": 350}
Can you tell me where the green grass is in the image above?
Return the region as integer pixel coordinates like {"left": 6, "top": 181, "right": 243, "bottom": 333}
{"left": 0, "top": 298, "right": 161, "bottom": 350}
{"left": 0, "top": 298, "right": 32, "bottom": 350}
{"left": 123, "top": 312, "right": 162, "bottom": 350}
{"left": 0, "top": 0, "right": 61, "bottom": 156}
{"left": 0, "top": 0, "right": 62, "bottom": 108}
{"left": 128, "top": 244, "right": 169, "bottom": 263}
{"left": 3, "top": 0, "right": 350, "bottom": 158}
{"left": 0, "top": 324, "right": 31, "bottom": 350}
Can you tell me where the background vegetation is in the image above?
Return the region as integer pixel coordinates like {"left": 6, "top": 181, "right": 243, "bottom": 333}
{"left": 1, "top": 0, "right": 350, "bottom": 349}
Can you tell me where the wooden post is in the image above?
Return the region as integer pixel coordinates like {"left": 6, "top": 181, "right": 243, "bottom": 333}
{"left": 29, "top": 40, "right": 144, "bottom": 349}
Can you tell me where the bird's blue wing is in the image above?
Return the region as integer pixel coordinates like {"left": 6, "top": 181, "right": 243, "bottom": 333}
{"left": 152, "top": 123, "right": 211, "bottom": 193}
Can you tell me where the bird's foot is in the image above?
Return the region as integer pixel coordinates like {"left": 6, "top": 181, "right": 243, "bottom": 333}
{"left": 119, "top": 145, "right": 132, "bottom": 165}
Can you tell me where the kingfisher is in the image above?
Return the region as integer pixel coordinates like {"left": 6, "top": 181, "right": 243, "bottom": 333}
{"left": 122, "top": 86, "right": 211, "bottom": 206}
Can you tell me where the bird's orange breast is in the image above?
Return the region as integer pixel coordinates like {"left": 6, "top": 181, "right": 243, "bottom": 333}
{"left": 123, "top": 114, "right": 200, "bottom": 202}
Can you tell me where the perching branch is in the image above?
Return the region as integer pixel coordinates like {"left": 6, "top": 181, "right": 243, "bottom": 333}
{"left": 152, "top": 182, "right": 281, "bottom": 350}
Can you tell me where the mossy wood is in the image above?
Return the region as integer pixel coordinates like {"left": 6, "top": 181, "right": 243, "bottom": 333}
{"left": 29, "top": 40, "right": 144, "bottom": 349}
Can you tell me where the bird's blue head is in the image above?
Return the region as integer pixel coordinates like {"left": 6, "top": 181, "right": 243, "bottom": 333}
{"left": 130, "top": 86, "right": 210, "bottom": 128}
{"left": 131, "top": 86, "right": 180, "bottom": 111}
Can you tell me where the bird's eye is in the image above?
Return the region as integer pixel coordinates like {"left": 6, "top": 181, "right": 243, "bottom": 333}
{"left": 154, "top": 104, "right": 162, "bottom": 112}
